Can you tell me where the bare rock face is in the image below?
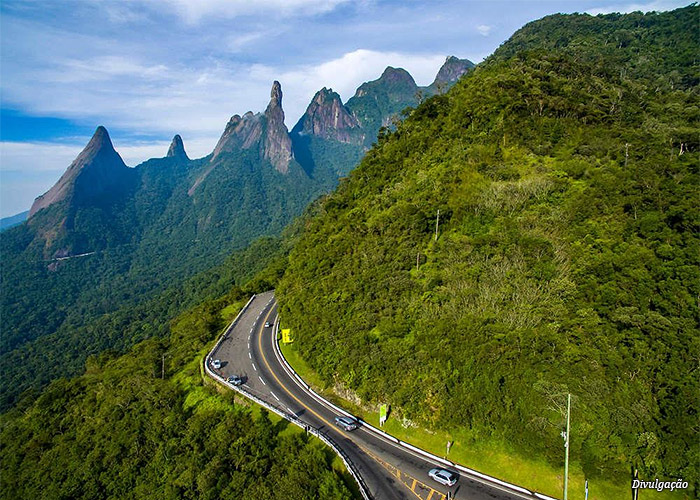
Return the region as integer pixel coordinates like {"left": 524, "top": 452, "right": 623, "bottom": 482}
{"left": 29, "top": 126, "right": 130, "bottom": 218}
{"left": 428, "top": 56, "right": 475, "bottom": 93}
{"left": 377, "top": 66, "right": 417, "bottom": 88}
{"left": 292, "top": 88, "right": 363, "bottom": 145}
{"left": 263, "top": 81, "right": 293, "bottom": 173}
{"left": 166, "top": 134, "right": 189, "bottom": 160}
{"left": 211, "top": 111, "right": 264, "bottom": 161}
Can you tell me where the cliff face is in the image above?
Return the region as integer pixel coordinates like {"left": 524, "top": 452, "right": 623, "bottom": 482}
{"left": 263, "top": 81, "right": 293, "bottom": 174}
{"left": 211, "top": 111, "right": 264, "bottom": 161}
{"left": 291, "top": 88, "right": 363, "bottom": 145}
{"left": 29, "top": 126, "right": 131, "bottom": 218}
{"left": 207, "top": 81, "right": 292, "bottom": 177}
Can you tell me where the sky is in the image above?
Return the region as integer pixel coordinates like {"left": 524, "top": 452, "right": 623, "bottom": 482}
{"left": 0, "top": 0, "right": 690, "bottom": 217}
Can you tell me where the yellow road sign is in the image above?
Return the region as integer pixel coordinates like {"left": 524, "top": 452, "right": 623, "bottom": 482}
{"left": 281, "top": 328, "right": 293, "bottom": 343}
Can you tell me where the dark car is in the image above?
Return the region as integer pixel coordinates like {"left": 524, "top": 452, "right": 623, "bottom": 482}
{"left": 334, "top": 416, "right": 358, "bottom": 431}
{"left": 227, "top": 375, "right": 243, "bottom": 386}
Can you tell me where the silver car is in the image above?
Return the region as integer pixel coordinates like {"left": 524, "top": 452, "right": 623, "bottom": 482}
{"left": 334, "top": 416, "right": 358, "bottom": 431}
{"left": 227, "top": 375, "right": 243, "bottom": 386}
{"left": 211, "top": 359, "right": 221, "bottom": 369}
{"left": 428, "top": 468, "right": 458, "bottom": 487}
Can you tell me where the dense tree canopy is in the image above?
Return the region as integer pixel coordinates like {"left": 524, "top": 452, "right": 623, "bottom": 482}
{"left": 277, "top": 6, "right": 699, "bottom": 486}
{"left": 0, "top": 286, "right": 353, "bottom": 500}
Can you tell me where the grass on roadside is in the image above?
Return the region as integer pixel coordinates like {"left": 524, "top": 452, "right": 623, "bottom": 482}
{"left": 279, "top": 342, "right": 692, "bottom": 500}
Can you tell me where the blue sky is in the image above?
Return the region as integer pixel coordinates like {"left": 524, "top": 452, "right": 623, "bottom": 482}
{"left": 0, "top": 0, "right": 690, "bottom": 217}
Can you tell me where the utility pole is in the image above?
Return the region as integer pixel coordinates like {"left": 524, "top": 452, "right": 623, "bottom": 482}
{"left": 563, "top": 393, "right": 571, "bottom": 500}
{"left": 416, "top": 252, "right": 420, "bottom": 271}
{"left": 434, "top": 209, "right": 440, "bottom": 241}
{"left": 161, "top": 352, "right": 170, "bottom": 379}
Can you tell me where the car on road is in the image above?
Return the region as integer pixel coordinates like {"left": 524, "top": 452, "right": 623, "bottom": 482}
{"left": 264, "top": 321, "right": 271, "bottom": 328}
{"left": 428, "top": 468, "right": 458, "bottom": 487}
{"left": 334, "top": 416, "right": 358, "bottom": 431}
{"left": 227, "top": 375, "right": 243, "bottom": 386}
{"left": 211, "top": 359, "right": 221, "bottom": 369}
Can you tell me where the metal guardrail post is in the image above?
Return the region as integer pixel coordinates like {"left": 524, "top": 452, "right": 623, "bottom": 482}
{"left": 271, "top": 308, "right": 555, "bottom": 500}
{"left": 205, "top": 294, "right": 372, "bottom": 500}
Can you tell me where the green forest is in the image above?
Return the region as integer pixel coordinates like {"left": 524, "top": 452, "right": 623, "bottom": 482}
{"left": 0, "top": 147, "right": 316, "bottom": 410}
{"left": 277, "top": 5, "right": 699, "bottom": 488}
{"left": 0, "top": 5, "right": 697, "bottom": 499}
{"left": 0, "top": 280, "right": 352, "bottom": 499}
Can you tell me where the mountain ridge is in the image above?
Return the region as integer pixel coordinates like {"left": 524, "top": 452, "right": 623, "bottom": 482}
{"left": 1, "top": 54, "right": 473, "bottom": 410}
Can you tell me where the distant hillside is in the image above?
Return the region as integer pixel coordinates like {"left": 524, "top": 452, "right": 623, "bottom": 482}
{"left": 0, "top": 60, "right": 471, "bottom": 410}
{"left": 0, "top": 211, "right": 28, "bottom": 231}
{"left": 277, "top": 5, "right": 699, "bottom": 489}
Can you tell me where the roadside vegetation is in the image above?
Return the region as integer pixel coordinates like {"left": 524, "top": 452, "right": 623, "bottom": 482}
{"left": 277, "top": 6, "right": 699, "bottom": 493}
{"left": 0, "top": 284, "right": 353, "bottom": 499}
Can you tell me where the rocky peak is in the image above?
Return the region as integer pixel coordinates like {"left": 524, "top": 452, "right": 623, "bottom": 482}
{"left": 166, "top": 134, "right": 189, "bottom": 160}
{"left": 428, "top": 56, "right": 475, "bottom": 92}
{"left": 292, "top": 87, "right": 362, "bottom": 145}
{"left": 378, "top": 66, "right": 417, "bottom": 87}
{"left": 268, "top": 80, "right": 283, "bottom": 110}
{"left": 263, "top": 80, "right": 293, "bottom": 173}
{"left": 29, "top": 126, "right": 130, "bottom": 218}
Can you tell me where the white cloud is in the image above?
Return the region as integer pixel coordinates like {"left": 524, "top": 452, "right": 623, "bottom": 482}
{"left": 586, "top": 0, "right": 689, "bottom": 15}
{"left": 156, "top": 0, "right": 352, "bottom": 24}
{"left": 0, "top": 142, "right": 82, "bottom": 217}
{"left": 2, "top": 47, "right": 445, "bottom": 144}
{"left": 0, "top": 141, "right": 84, "bottom": 172}
{"left": 262, "top": 49, "right": 447, "bottom": 122}
{"left": 0, "top": 136, "right": 218, "bottom": 216}
{"left": 477, "top": 24, "right": 491, "bottom": 36}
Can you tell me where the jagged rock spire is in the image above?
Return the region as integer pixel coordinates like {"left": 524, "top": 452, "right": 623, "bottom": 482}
{"left": 166, "top": 134, "right": 189, "bottom": 160}
{"left": 263, "top": 80, "right": 293, "bottom": 173}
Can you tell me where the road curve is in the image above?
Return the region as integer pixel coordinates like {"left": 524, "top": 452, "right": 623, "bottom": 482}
{"left": 209, "top": 292, "right": 548, "bottom": 500}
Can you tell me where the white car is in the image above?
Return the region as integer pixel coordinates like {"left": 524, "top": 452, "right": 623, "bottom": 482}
{"left": 428, "top": 468, "right": 458, "bottom": 487}
{"left": 211, "top": 359, "right": 221, "bottom": 369}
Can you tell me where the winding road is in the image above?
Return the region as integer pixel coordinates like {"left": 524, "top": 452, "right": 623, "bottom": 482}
{"left": 208, "top": 291, "right": 553, "bottom": 500}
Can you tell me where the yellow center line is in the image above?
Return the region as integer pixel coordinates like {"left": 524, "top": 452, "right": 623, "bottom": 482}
{"left": 357, "top": 442, "right": 446, "bottom": 500}
{"left": 256, "top": 302, "right": 443, "bottom": 500}
{"left": 256, "top": 305, "right": 338, "bottom": 432}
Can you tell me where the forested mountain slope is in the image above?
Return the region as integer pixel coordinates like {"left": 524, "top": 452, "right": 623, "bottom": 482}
{"left": 1, "top": 61, "right": 470, "bottom": 410}
{"left": 277, "top": 5, "right": 699, "bottom": 486}
{"left": 0, "top": 284, "right": 353, "bottom": 500}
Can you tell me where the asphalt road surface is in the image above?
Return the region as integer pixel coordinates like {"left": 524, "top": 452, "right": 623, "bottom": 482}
{"left": 210, "top": 292, "right": 540, "bottom": 500}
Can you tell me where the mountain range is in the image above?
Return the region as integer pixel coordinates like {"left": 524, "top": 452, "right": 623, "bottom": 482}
{"left": 1, "top": 5, "right": 697, "bottom": 498}
{"left": 0, "top": 56, "right": 473, "bottom": 409}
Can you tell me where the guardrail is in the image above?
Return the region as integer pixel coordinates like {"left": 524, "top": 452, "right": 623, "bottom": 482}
{"left": 205, "top": 295, "right": 372, "bottom": 500}
{"left": 271, "top": 312, "right": 559, "bottom": 500}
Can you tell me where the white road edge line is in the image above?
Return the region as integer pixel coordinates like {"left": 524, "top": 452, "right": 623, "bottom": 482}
{"left": 268, "top": 308, "right": 536, "bottom": 500}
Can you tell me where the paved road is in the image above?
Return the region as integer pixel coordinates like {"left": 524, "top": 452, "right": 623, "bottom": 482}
{"left": 210, "top": 292, "right": 539, "bottom": 500}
